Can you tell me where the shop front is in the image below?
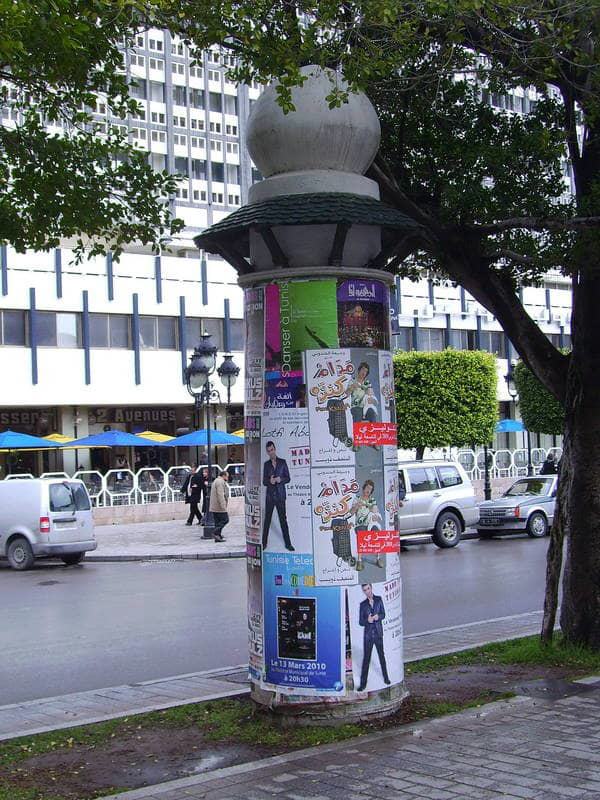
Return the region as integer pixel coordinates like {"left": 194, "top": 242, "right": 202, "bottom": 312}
{"left": 0, "top": 407, "right": 63, "bottom": 477}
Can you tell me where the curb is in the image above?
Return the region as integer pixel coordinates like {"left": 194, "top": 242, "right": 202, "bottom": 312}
{"left": 86, "top": 551, "right": 245, "bottom": 562}
{"left": 99, "top": 694, "right": 534, "bottom": 800}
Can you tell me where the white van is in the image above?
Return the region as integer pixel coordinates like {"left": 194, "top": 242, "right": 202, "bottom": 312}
{"left": 0, "top": 479, "right": 97, "bottom": 570}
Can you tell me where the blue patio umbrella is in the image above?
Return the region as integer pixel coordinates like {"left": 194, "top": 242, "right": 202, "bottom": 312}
{"left": 68, "top": 430, "right": 164, "bottom": 448}
{"left": 168, "top": 429, "right": 244, "bottom": 447}
{"left": 0, "top": 430, "right": 62, "bottom": 449}
{"left": 495, "top": 419, "right": 526, "bottom": 433}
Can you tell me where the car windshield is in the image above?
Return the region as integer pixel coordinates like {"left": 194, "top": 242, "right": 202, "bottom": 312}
{"left": 504, "top": 478, "right": 553, "bottom": 498}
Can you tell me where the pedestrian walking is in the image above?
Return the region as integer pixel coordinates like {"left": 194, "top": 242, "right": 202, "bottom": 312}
{"left": 540, "top": 452, "right": 558, "bottom": 475}
{"left": 209, "top": 469, "right": 230, "bottom": 542}
{"left": 184, "top": 465, "right": 205, "bottom": 525}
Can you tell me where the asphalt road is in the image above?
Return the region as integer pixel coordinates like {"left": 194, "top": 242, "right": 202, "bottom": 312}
{"left": 1, "top": 535, "right": 550, "bottom": 705}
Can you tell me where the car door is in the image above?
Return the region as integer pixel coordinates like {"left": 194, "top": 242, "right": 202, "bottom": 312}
{"left": 70, "top": 481, "right": 94, "bottom": 541}
{"left": 406, "top": 466, "right": 442, "bottom": 533}
{"left": 48, "top": 482, "right": 80, "bottom": 543}
{"left": 397, "top": 468, "right": 415, "bottom": 534}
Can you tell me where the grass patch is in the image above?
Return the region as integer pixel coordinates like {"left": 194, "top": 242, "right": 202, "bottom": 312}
{"left": 405, "top": 633, "right": 600, "bottom": 676}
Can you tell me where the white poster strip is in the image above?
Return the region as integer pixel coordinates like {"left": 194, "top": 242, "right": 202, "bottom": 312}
{"left": 260, "top": 408, "right": 312, "bottom": 554}
{"left": 348, "top": 577, "right": 403, "bottom": 693}
{"left": 378, "top": 350, "right": 398, "bottom": 464}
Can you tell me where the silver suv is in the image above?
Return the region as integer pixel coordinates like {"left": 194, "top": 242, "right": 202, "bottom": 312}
{"left": 398, "top": 460, "right": 479, "bottom": 548}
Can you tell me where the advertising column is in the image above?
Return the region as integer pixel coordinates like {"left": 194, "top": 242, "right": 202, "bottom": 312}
{"left": 244, "top": 274, "right": 405, "bottom": 718}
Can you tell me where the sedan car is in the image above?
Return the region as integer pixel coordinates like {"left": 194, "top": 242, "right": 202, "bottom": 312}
{"left": 477, "top": 475, "right": 557, "bottom": 539}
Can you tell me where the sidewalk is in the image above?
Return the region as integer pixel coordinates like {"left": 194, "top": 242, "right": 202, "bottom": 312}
{"left": 0, "top": 610, "right": 547, "bottom": 742}
{"left": 88, "top": 515, "right": 246, "bottom": 561}
{"left": 101, "top": 684, "right": 600, "bottom": 800}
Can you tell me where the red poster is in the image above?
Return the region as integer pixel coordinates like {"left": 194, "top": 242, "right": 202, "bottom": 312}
{"left": 357, "top": 529, "right": 400, "bottom": 555}
{"left": 353, "top": 421, "right": 397, "bottom": 447}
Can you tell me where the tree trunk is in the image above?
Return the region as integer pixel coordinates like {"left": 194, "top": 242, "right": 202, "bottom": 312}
{"left": 559, "top": 272, "right": 600, "bottom": 648}
{"left": 541, "top": 439, "right": 568, "bottom": 644}
{"left": 416, "top": 445, "right": 425, "bottom": 460}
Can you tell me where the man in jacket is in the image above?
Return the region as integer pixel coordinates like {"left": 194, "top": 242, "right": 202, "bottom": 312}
{"left": 357, "top": 583, "right": 391, "bottom": 692}
{"left": 262, "top": 440, "right": 294, "bottom": 551}
{"left": 209, "top": 469, "right": 229, "bottom": 542}
{"left": 184, "top": 465, "right": 204, "bottom": 525}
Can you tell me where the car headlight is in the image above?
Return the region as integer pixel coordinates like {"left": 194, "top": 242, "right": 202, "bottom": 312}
{"left": 505, "top": 507, "right": 521, "bottom": 518}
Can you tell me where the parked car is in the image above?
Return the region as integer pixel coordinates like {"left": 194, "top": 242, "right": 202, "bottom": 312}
{"left": 398, "top": 460, "right": 479, "bottom": 548}
{"left": 0, "top": 478, "right": 97, "bottom": 570}
{"left": 477, "top": 475, "right": 557, "bottom": 539}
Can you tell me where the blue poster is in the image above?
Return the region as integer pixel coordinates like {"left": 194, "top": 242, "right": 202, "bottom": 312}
{"left": 263, "top": 551, "right": 345, "bottom": 695}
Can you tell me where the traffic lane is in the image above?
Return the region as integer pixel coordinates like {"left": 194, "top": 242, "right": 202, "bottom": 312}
{"left": 400, "top": 534, "right": 549, "bottom": 634}
{"left": 0, "top": 559, "right": 248, "bottom": 705}
{"left": 0, "top": 536, "right": 550, "bottom": 704}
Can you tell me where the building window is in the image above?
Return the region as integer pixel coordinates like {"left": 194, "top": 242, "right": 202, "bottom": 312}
{"left": 185, "top": 317, "right": 223, "bottom": 349}
{"left": 225, "top": 124, "right": 238, "bottom": 136}
{"left": 479, "top": 330, "right": 507, "bottom": 357}
{"left": 173, "top": 133, "right": 187, "bottom": 146}
{"left": 0, "top": 310, "right": 26, "bottom": 346}
{"left": 191, "top": 159, "right": 206, "bottom": 180}
{"left": 174, "top": 156, "right": 188, "bottom": 175}
{"left": 151, "top": 130, "right": 166, "bottom": 143}
{"left": 172, "top": 85, "right": 187, "bottom": 106}
{"left": 151, "top": 111, "right": 165, "bottom": 124}
{"left": 211, "top": 192, "right": 224, "bottom": 204}
{"left": 190, "top": 89, "right": 204, "bottom": 109}
{"left": 175, "top": 186, "right": 189, "bottom": 199}
{"left": 171, "top": 62, "right": 185, "bottom": 76}
{"left": 171, "top": 41, "right": 184, "bottom": 56}
{"left": 228, "top": 194, "right": 240, "bottom": 206}
{"left": 36, "top": 312, "right": 80, "bottom": 348}
{"left": 193, "top": 189, "right": 207, "bottom": 202}
{"left": 148, "top": 38, "right": 163, "bottom": 52}
{"left": 418, "top": 327, "right": 445, "bottom": 351}
{"left": 173, "top": 115, "right": 186, "bottom": 128}
{"left": 208, "top": 69, "right": 220, "bottom": 83}
{"left": 229, "top": 319, "right": 244, "bottom": 350}
{"left": 130, "top": 80, "right": 147, "bottom": 100}
{"left": 209, "top": 121, "right": 222, "bottom": 133}
{"left": 130, "top": 54, "right": 145, "bottom": 68}
{"left": 189, "top": 65, "right": 203, "bottom": 79}
{"left": 226, "top": 164, "right": 240, "bottom": 184}
{"left": 224, "top": 95, "right": 237, "bottom": 115}
{"left": 139, "top": 316, "right": 178, "bottom": 349}
{"left": 210, "top": 139, "right": 222, "bottom": 153}
{"left": 191, "top": 136, "right": 205, "bottom": 150}
{"left": 149, "top": 81, "right": 165, "bottom": 102}
{"left": 211, "top": 162, "right": 224, "bottom": 181}
{"left": 393, "top": 327, "right": 414, "bottom": 351}
{"left": 89, "top": 314, "right": 130, "bottom": 348}
{"left": 226, "top": 141, "right": 238, "bottom": 154}
{"left": 209, "top": 92, "right": 222, "bottom": 112}
{"left": 190, "top": 118, "right": 205, "bottom": 131}
{"left": 131, "top": 127, "right": 147, "bottom": 141}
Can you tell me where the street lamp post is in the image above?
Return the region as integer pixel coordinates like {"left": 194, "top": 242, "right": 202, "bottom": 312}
{"left": 505, "top": 362, "right": 533, "bottom": 476}
{"left": 185, "top": 333, "right": 240, "bottom": 538}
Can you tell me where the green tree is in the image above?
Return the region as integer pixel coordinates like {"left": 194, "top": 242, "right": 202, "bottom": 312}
{"left": 394, "top": 350, "right": 497, "bottom": 458}
{"left": 0, "top": 1, "right": 183, "bottom": 259}
{"left": 171, "top": 1, "right": 600, "bottom": 648}
{"left": 514, "top": 361, "right": 565, "bottom": 436}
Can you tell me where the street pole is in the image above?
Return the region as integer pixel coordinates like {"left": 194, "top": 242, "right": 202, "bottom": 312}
{"left": 527, "top": 430, "right": 533, "bottom": 475}
{"left": 194, "top": 393, "right": 201, "bottom": 468}
{"left": 483, "top": 444, "right": 492, "bottom": 500}
{"left": 203, "top": 385, "right": 213, "bottom": 539}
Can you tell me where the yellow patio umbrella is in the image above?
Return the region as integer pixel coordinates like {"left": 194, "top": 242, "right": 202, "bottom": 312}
{"left": 44, "top": 433, "right": 74, "bottom": 444}
{"left": 137, "top": 430, "right": 175, "bottom": 443}
{"left": 232, "top": 429, "right": 245, "bottom": 438}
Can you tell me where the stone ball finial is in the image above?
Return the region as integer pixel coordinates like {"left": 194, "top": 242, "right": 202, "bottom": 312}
{"left": 247, "top": 65, "right": 381, "bottom": 179}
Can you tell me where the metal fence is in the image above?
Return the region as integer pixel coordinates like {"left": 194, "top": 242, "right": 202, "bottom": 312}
{"left": 456, "top": 446, "right": 563, "bottom": 481}
{"left": 2, "top": 464, "right": 246, "bottom": 507}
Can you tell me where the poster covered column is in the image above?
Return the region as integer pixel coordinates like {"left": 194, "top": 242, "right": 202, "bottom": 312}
{"left": 243, "top": 272, "right": 406, "bottom": 720}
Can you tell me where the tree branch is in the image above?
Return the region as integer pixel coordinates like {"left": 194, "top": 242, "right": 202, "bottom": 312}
{"left": 473, "top": 215, "right": 600, "bottom": 234}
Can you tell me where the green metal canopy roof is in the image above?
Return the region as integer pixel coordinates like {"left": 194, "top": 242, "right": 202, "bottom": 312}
{"left": 193, "top": 192, "right": 421, "bottom": 274}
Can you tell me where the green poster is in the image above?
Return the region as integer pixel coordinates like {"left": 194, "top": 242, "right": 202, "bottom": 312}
{"left": 280, "top": 279, "right": 339, "bottom": 373}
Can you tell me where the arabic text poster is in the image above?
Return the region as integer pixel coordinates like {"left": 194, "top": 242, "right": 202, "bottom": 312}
{"left": 244, "top": 415, "right": 262, "bottom": 544}
{"left": 264, "top": 371, "right": 305, "bottom": 408}
{"left": 261, "top": 408, "right": 312, "bottom": 554}
{"left": 244, "top": 287, "right": 265, "bottom": 413}
{"left": 378, "top": 350, "right": 398, "bottom": 464}
{"left": 352, "top": 461, "right": 396, "bottom": 584}
{"left": 383, "top": 461, "right": 401, "bottom": 534}
{"left": 348, "top": 577, "right": 403, "bottom": 694}
{"left": 262, "top": 551, "right": 345, "bottom": 695}
{"left": 305, "top": 349, "right": 355, "bottom": 467}
{"left": 281, "top": 280, "right": 339, "bottom": 373}
{"left": 311, "top": 465, "right": 361, "bottom": 586}
{"left": 247, "top": 542, "right": 264, "bottom": 681}
{"left": 337, "top": 279, "right": 390, "bottom": 350}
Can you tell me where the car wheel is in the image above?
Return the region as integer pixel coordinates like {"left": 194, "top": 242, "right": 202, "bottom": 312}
{"left": 7, "top": 537, "right": 35, "bottom": 570}
{"left": 477, "top": 530, "right": 495, "bottom": 540}
{"left": 432, "top": 511, "right": 462, "bottom": 548}
{"left": 527, "top": 512, "right": 548, "bottom": 538}
{"left": 62, "top": 553, "right": 85, "bottom": 566}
